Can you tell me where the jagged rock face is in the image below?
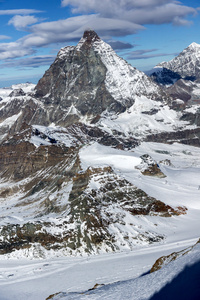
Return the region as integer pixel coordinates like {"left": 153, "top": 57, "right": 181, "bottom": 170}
{"left": 0, "top": 126, "right": 78, "bottom": 180}
{"left": 9, "top": 88, "right": 26, "bottom": 97}
{"left": 150, "top": 68, "right": 181, "bottom": 86}
{"left": 145, "top": 127, "right": 200, "bottom": 146}
{"left": 166, "top": 78, "right": 200, "bottom": 105}
{"left": 180, "top": 109, "right": 200, "bottom": 127}
{"left": 35, "top": 30, "right": 169, "bottom": 123}
{"left": 167, "top": 79, "right": 194, "bottom": 102}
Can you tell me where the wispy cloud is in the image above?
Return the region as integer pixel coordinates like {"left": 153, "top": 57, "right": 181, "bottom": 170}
{"left": 0, "top": 55, "right": 55, "bottom": 69}
{"left": 0, "top": 9, "right": 43, "bottom": 15}
{"left": 0, "top": 35, "right": 11, "bottom": 40}
{"left": 0, "top": 15, "right": 144, "bottom": 60}
{"left": 0, "top": 41, "right": 35, "bottom": 60}
{"left": 8, "top": 15, "right": 39, "bottom": 31}
{"left": 127, "top": 49, "right": 178, "bottom": 60}
{"left": 0, "top": 1, "right": 198, "bottom": 65}
{"left": 107, "top": 40, "right": 135, "bottom": 51}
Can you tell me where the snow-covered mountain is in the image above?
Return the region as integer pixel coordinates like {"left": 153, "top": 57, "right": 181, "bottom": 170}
{"left": 147, "top": 42, "right": 200, "bottom": 114}
{"left": 157, "top": 42, "right": 200, "bottom": 80}
{"left": 35, "top": 30, "right": 169, "bottom": 123}
{"left": 149, "top": 42, "right": 200, "bottom": 87}
{"left": 0, "top": 30, "right": 199, "bottom": 260}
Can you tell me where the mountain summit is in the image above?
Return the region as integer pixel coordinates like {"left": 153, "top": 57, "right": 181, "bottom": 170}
{"left": 35, "top": 30, "right": 168, "bottom": 126}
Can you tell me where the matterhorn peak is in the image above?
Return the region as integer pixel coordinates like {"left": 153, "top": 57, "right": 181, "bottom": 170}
{"left": 83, "top": 29, "right": 100, "bottom": 43}
{"left": 35, "top": 30, "right": 167, "bottom": 125}
{"left": 76, "top": 29, "right": 101, "bottom": 50}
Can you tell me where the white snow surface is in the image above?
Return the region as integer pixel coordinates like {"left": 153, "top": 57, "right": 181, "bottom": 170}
{"left": 30, "top": 124, "right": 79, "bottom": 147}
{"left": 97, "top": 96, "right": 189, "bottom": 137}
{"left": 0, "top": 112, "right": 22, "bottom": 129}
{"left": 0, "top": 237, "right": 199, "bottom": 300}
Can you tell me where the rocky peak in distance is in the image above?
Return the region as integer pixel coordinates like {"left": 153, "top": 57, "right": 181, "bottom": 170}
{"left": 150, "top": 42, "right": 200, "bottom": 86}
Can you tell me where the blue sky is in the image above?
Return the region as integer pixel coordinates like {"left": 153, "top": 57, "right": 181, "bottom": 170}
{"left": 0, "top": 0, "right": 199, "bottom": 87}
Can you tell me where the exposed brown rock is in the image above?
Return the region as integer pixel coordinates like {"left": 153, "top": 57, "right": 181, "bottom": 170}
{"left": 150, "top": 238, "right": 200, "bottom": 273}
{"left": 0, "top": 138, "right": 76, "bottom": 180}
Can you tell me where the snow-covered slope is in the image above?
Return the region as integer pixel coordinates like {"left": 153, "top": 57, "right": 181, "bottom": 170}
{"left": 0, "top": 227, "right": 199, "bottom": 300}
{"left": 0, "top": 140, "right": 199, "bottom": 258}
{"left": 91, "top": 36, "right": 164, "bottom": 106}
{"left": 147, "top": 42, "right": 200, "bottom": 90}
{"left": 149, "top": 42, "right": 200, "bottom": 87}
{"left": 45, "top": 240, "right": 200, "bottom": 300}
